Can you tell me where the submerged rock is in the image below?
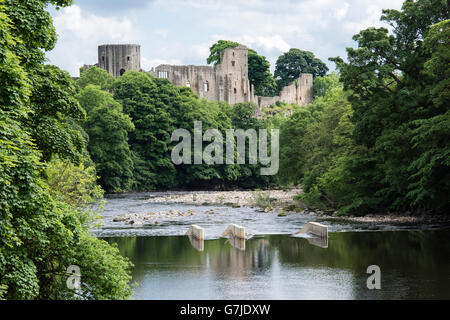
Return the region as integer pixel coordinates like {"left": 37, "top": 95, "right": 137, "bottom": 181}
{"left": 112, "top": 215, "right": 128, "bottom": 222}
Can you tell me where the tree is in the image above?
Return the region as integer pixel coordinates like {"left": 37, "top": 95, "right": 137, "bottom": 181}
{"left": 29, "top": 65, "right": 86, "bottom": 163}
{"left": 77, "top": 66, "right": 115, "bottom": 91}
{"left": 113, "top": 72, "right": 177, "bottom": 190}
{"left": 45, "top": 154, "right": 104, "bottom": 208}
{"left": 274, "top": 49, "right": 328, "bottom": 90}
{"left": 0, "top": 0, "right": 133, "bottom": 299}
{"left": 330, "top": 0, "right": 449, "bottom": 213}
{"left": 77, "top": 85, "right": 135, "bottom": 192}
{"left": 248, "top": 49, "right": 278, "bottom": 96}
{"left": 206, "top": 40, "right": 240, "bottom": 65}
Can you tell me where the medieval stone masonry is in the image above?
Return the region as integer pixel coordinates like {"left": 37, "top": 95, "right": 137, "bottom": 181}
{"left": 89, "top": 44, "right": 313, "bottom": 107}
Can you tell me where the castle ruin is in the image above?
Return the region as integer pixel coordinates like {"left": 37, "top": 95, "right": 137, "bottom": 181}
{"left": 90, "top": 44, "right": 313, "bottom": 107}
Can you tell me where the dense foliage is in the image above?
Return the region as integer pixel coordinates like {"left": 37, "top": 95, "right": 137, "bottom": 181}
{"left": 279, "top": 0, "right": 449, "bottom": 215}
{"left": 1, "top": 0, "right": 448, "bottom": 302}
{"left": 274, "top": 49, "right": 329, "bottom": 90}
{"left": 77, "top": 85, "right": 135, "bottom": 192}
{"left": 0, "top": 0, "right": 132, "bottom": 300}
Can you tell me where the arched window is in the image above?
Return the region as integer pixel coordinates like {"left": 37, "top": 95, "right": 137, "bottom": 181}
{"left": 204, "top": 81, "right": 209, "bottom": 92}
{"left": 120, "top": 68, "right": 126, "bottom": 76}
{"left": 234, "top": 88, "right": 237, "bottom": 94}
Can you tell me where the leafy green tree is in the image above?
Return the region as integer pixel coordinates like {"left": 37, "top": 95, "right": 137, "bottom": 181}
{"left": 113, "top": 72, "right": 177, "bottom": 189}
{"left": 173, "top": 92, "right": 240, "bottom": 189}
{"left": 330, "top": 0, "right": 449, "bottom": 213}
{"left": 248, "top": 49, "right": 278, "bottom": 96}
{"left": 228, "top": 102, "right": 275, "bottom": 188}
{"left": 0, "top": 0, "right": 132, "bottom": 299}
{"left": 45, "top": 154, "right": 104, "bottom": 208}
{"left": 29, "top": 65, "right": 86, "bottom": 163}
{"left": 279, "top": 76, "right": 342, "bottom": 184}
{"left": 406, "top": 19, "right": 450, "bottom": 211}
{"left": 206, "top": 40, "right": 240, "bottom": 65}
{"left": 313, "top": 73, "right": 340, "bottom": 98}
{"left": 274, "top": 49, "right": 328, "bottom": 90}
{"left": 77, "top": 85, "right": 135, "bottom": 192}
{"left": 77, "top": 66, "right": 115, "bottom": 91}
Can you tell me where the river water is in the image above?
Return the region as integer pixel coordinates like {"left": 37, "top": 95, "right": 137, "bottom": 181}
{"left": 95, "top": 192, "right": 450, "bottom": 299}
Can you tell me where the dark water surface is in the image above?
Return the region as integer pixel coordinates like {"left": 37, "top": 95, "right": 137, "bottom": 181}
{"left": 105, "top": 230, "right": 450, "bottom": 300}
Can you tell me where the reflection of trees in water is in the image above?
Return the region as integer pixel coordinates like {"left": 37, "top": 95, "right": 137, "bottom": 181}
{"left": 270, "top": 231, "right": 450, "bottom": 271}
{"left": 105, "top": 230, "right": 450, "bottom": 299}
{"left": 271, "top": 231, "right": 450, "bottom": 299}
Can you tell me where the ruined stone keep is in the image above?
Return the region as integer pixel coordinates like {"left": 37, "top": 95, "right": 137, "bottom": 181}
{"left": 98, "top": 44, "right": 141, "bottom": 78}
{"left": 93, "top": 44, "right": 313, "bottom": 107}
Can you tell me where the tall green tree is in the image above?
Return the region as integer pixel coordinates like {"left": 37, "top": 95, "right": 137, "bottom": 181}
{"left": 274, "top": 49, "right": 328, "bottom": 90}
{"left": 77, "top": 85, "right": 135, "bottom": 192}
{"left": 0, "top": 0, "right": 132, "bottom": 299}
{"left": 77, "top": 66, "right": 115, "bottom": 91}
{"left": 113, "top": 72, "right": 177, "bottom": 190}
{"left": 248, "top": 49, "right": 278, "bottom": 96}
{"left": 330, "top": 0, "right": 449, "bottom": 213}
{"left": 29, "top": 65, "right": 86, "bottom": 163}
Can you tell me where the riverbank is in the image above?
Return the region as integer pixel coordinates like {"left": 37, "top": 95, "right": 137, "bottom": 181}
{"left": 140, "top": 189, "right": 450, "bottom": 226}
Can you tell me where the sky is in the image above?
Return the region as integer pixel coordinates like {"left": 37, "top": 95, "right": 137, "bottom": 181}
{"left": 45, "top": 0, "right": 405, "bottom": 77}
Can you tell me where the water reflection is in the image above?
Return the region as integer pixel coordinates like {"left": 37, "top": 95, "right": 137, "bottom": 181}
{"left": 187, "top": 234, "right": 204, "bottom": 251}
{"left": 306, "top": 235, "right": 328, "bottom": 248}
{"left": 105, "top": 230, "right": 450, "bottom": 299}
{"left": 225, "top": 236, "right": 246, "bottom": 251}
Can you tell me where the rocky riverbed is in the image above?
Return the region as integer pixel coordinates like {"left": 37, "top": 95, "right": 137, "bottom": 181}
{"left": 140, "top": 189, "right": 450, "bottom": 225}
{"left": 103, "top": 189, "right": 450, "bottom": 237}
{"left": 144, "top": 189, "right": 302, "bottom": 208}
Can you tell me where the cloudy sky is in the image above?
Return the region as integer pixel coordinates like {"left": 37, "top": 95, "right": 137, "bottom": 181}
{"left": 45, "top": 0, "right": 405, "bottom": 77}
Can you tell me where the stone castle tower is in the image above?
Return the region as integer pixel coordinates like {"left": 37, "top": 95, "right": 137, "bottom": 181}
{"left": 215, "top": 45, "right": 253, "bottom": 104}
{"left": 98, "top": 44, "right": 141, "bottom": 78}
{"left": 95, "top": 44, "right": 313, "bottom": 107}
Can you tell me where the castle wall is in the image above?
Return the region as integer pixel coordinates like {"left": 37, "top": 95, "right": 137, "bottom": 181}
{"left": 153, "top": 65, "right": 217, "bottom": 100}
{"left": 256, "top": 74, "right": 313, "bottom": 107}
{"left": 279, "top": 73, "right": 313, "bottom": 106}
{"left": 96, "top": 44, "right": 313, "bottom": 107}
{"left": 258, "top": 96, "right": 280, "bottom": 107}
{"left": 98, "top": 44, "right": 141, "bottom": 78}
{"left": 296, "top": 73, "right": 313, "bottom": 105}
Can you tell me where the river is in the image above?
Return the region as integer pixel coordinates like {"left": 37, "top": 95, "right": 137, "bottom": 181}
{"left": 94, "top": 192, "right": 450, "bottom": 299}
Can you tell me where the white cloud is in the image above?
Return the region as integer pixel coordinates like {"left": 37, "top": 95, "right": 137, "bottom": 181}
{"left": 335, "top": 2, "right": 350, "bottom": 20}
{"left": 46, "top": 5, "right": 139, "bottom": 76}
{"left": 47, "top": 0, "right": 407, "bottom": 75}
{"left": 53, "top": 5, "right": 136, "bottom": 42}
{"left": 153, "top": 28, "right": 169, "bottom": 38}
{"left": 141, "top": 57, "right": 182, "bottom": 70}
